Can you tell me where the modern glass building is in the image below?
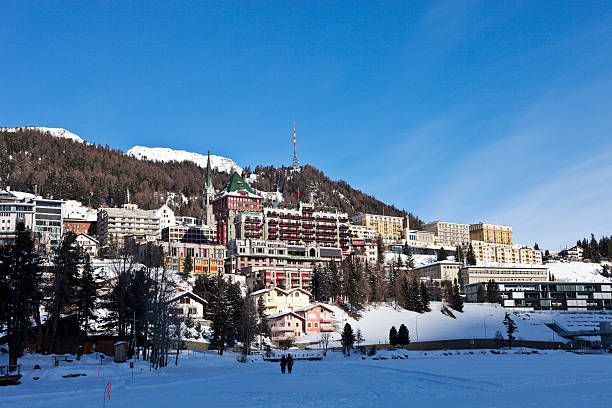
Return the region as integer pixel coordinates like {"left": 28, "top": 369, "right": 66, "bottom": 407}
{"left": 466, "top": 281, "right": 612, "bottom": 311}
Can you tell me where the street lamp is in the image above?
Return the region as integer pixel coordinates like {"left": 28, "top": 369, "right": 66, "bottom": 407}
{"left": 483, "top": 314, "right": 494, "bottom": 339}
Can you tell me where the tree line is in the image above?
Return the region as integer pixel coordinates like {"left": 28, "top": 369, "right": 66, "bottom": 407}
{"left": 576, "top": 234, "right": 612, "bottom": 263}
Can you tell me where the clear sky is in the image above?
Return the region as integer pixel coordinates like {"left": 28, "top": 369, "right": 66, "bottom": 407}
{"left": 1, "top": 1, "right": 611, "bottom": 250}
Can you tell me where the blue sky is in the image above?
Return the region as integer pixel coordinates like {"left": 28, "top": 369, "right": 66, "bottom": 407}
{"left": 1, "top": 1, "right": 611, "bottom": 250}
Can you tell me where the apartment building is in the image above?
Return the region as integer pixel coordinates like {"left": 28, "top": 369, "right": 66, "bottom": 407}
{"left": 161, "top": 225, "right": 216, "bottom": 244}
{"left": 267, "top": 303, "right": 336, "bottom": 343}
{"left": 414, "top": 261, "right": 462, "bottom": 283}
{"left": 459, "top": 265, "right": 549, "bottom": 290}
{"left": 469, "top": 222, "right": 513, "bottom": 245}
{"left": 351, "top": 213, "right": 405, "bottom": 242}
{"left": 97, "top": 204, "right": 160, "bottom": 249}
{"left": 349, "top": 224, "right": 377, "bottom": 240}
{"left": 263, "top": 202, "right": 351, "bottom": 250}
{"left": 422, "top": 220, "right": 470, "bottom": 246}
{"left": 465, "top": 281, "right": 612, "bottom": 311}
{"left": 349, "top": 238, "right": 378, "bottom": 265}
{"left": 33, "top": 198, "right": 64, "bottom": 250}
{"left": 245, "top": 266, "right": 313, "bottom": 291}
{"left": 0, "top": 189, "right": 36, "bottom": 245}
{"left": 470, "top": 240, "right": 543, "bottom": 265}
{"left": 154, "top": 241, "right": 226, "bottom": 275}
{"left": 249, "top": 287, "right": 312, "bottom": 315}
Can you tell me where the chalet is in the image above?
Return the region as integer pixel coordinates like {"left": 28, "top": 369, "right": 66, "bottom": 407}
{"left": 294, "top": 303, "right": 336, "bottom": 334}
{"left": 249, "top": 287, "right": 311, "bottom": 314}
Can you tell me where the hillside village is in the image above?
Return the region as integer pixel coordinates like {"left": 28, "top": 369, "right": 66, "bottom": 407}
{"left": 1, "top": 128, "right": 612, "bottom": 378}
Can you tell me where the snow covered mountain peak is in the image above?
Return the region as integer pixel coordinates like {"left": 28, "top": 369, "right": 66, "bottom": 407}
{"left": 1, "top": 126, "right": 85, "bottom": 143}
{"left": 127, "top": 146, "right": 242, "bottom": 174}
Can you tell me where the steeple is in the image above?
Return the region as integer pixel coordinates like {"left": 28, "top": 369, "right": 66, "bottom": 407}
{"left": 205, "top": 149, "right": 214, "bottom": 189}
{"left": 203, "top": 149, "right": 216, "bottom": 228}
{"left": 292, "top": 123, "right": 300, "bottom": 169}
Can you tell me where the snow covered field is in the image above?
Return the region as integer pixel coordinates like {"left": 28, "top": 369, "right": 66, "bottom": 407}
{"left": 2, "top": 349, "right": 611, "bottom": 408}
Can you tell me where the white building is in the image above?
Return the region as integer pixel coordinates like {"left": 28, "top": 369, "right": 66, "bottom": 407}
{"left": 97, "top": 204, "right": 160, "bottom": 249}
{"left": 75, "top": 233, "right": 100, "bottom": 258}
{"left": 154, "top": 204, "right": 176, "bottom": 231}
{"left": 422, "top": 220, "right": 470, "bottom": 247}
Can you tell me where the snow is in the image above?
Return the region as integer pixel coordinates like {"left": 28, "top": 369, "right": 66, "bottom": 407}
{"left": 127, "top": 146, "right": 242, "bottom": 174}
{"left": 61, "top": 200, "right": 97, "bottom": 222}
{"left": 256, "top": 189, "right": 284, "bottom": 202}
{"left": 1, "top": 126, "right": 85, "bottom": 143}
{"left": 384, "top": 252, "right": 437, "bottom": 267}
{"left": 309, "top": 302, "right": 556, "bottom": 345}
{"left": 2, "top": 349, "right": 612, "bottom": 407}
{"left": 546, "top": 260, "right": 612, "bottom": 283}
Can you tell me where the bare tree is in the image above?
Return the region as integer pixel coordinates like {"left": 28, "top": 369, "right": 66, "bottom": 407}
{"left": 320, "top": 332, "right": 332, "bottom": 356}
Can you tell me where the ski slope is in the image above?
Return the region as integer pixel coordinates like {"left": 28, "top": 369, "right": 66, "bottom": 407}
{"left": 2, "top": 349, "right": 611, "bottom": 408}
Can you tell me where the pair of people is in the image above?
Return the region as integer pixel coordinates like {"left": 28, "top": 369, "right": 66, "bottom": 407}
{"left": 280, "top": 354, "right": 294, "bottom": 374}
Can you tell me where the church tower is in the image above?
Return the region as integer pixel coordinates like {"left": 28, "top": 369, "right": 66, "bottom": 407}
{"left": 203, "top": 150, "right": 216, "bottom": 227}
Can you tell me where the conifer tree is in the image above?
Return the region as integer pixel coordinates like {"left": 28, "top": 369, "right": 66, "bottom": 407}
{"left": 76, "top": 253, "right": 98, "bottom": 337}
{"left": 466, "top": 244, "right": 477, "bottom": 265}
{"left": 486, "top": 279, "right": 500, "bottom": 304}
{"left": 376, "top": 236, "right": 385, "bottom": 266}
{"left": 455, "top": 245, "right": 463, "bottom": 264}
{"left": 449, "top": 279, "right": 463, "bottom": 312}
{"left": 397, "top": 324, "right": 410, "bottom": 346}
{"left": 182, "top": 253, "right": 193, "bottom": 279}
{"left": 355, "top": 328, "right": 364, "bottom": 347}
{"left": 420, "top": 281, "right": 430, "bottom": 312}
{"left": 340, "top": 323, "right": 356, "bottom": 355}
{"left": 476, "top": 285, "right": 486, "bottom": 303}
{"left": 389, "top": 326, "right": 398, "bottom": 346}
{"left": 46, "top": 232, "right": 83, "bottom": 352}
{"left": 437, "top": 247, "right": 448, "bottom": 262}
{"left": 329, "top": 261, "right": 342, "bottom": 302}
{"left": 0, "top": 223, "right": 43, "bottom": 369}
{"left": 503, "top": 312, "right": 518, "bottom": 349}
{"left": 238, "top": 298, "right": 258, "bottom": 355}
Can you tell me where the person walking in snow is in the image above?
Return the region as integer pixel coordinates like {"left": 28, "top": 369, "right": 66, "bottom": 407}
{"left": 287, "top": 354, "right": 294, "bottom": 374}
{"left": 280, "top": 355, "right": 287, "bottom": 374}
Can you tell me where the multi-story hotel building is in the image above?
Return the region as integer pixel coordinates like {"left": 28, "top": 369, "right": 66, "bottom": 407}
{"left": 212, "top": 172, "right": 263, "bottom": 245}
{"left": 470, "top": 240, "right": 543, "bottom": 265}
{"left": 263, "top": 202, "right": 350, "bottom": 250}
{"left": 97, "top": 204, "right": 160, "bottom": 249}
{"left": 351, "top": 213, "right": 405, "bottom": 242}
{"left": 422, "top": 220, "right": 470, "bottom": 247}
{"left": 349, "top": 224, "right": 377, "bottom": 240}
{"left": 469, "top": 222, "right": 513, "bottom": 245}
{"left": 0, "top": 189, "right": 36, "bottom": 246}
{"left": 161, "top": 225, "right": 216, "bottom": 244}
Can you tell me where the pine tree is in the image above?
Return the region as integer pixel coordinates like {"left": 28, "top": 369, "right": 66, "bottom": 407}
{"left": 397, "top": 324, "right": 410, "bottom": 346}
{"left": 450, "top": 279, "right": 463, "bottom": 312}
{"left": 420, "top": 281, "right": 430, "bottom": 312}
{"left": 455, "top": 245, "right": 463, "bottom": 264}
{"left": 76, "top": 253, "right": 98, "bottom": 338}
{"left": 534, "top": 243, "right": 539, "bottom": 250}
{"left": 329, "top": 261, "right": 342, "bottom": 302}
{"left": 182, "top": 253, "right": 193, "bottom": 279}
{"left": 237, "top": 298, "right": 258, "bottom": 355}
{"left": 0, "top": 223, "right": 43, "bottom": 369}
{"left": 476, "top": 285, "right": 486, "bottom": 303}
{"left": 466, "top": 244, "right": 477, "bottom": 265}
{"left": 503, "top": 312, "right": 518, "bottom": 349}
{"left": 486, "top": 279, "right": 500, "bottom": 304}
{"left": 46, "top": 232, "right": 83, "bottom": 352}
{"left": 340, "top": 323, "right": 356, "bottom": 355}
{"left": 376, "top": 236, "right": 385, "bottom": 266}
{"left": 590, "top": 234, "right": 601, "bottom": 262}
{"left": 389, "top": 326, "right": 398, "bottom": 346}
{"left": 437, "top": 247, "right": 448, "bottom": 262}
{"left": 355, "top": 328, "right": 364, "bottom": 347}
{"left": 402, "top": 243, "right": 411, "bottom": 256}
{"left": 405, "top": 252, "right": 416, "bottom": 270}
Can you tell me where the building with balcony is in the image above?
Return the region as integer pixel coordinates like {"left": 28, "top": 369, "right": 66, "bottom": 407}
{"left": 267, "top": 311, "right": 305, "bottom": 343}
{"left": 422, "top": 220, "right": 470, "bottom": 247}
{"left": 0, "top": 188, "right": 36, "bottom": 246}
{"left": 161, "top": 224, "right": 216, "bottom": 244}
{"left": 153, "top": 241, "right": 226, "bottom": 275}
{"left": 469, "top": 222, "right": 513, "bottom": 245}
{"left": 263, "top": 202, "right": 351, "bottom": 250}
{"left": 351, "top": 213, "right": 406, "bottom": 242}
{"left": 97, "top": 204, "right": 160, "bottom": 250}
{"left": 465, "top": 281, "right": 612, "bottom": 311}
{"left": 293, "top": 303, "right": 337, "bottom": 334}
{"left": 249, "top": 287, "right": 312, "bottom": 315}
{"left": 470, "top": 240, "right": 543, "bottom": 265}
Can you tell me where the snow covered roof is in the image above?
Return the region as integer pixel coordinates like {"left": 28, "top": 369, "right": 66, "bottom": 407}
{"left": 168, "top": 289, "right": 208, "bottom": 304}
{"left": 293, "top": 303, "right": 334, "bottom": 313}
{"left": 249, "top": 287, "right": 313, "bottom": 298}
{"left": 76, "top": 233, "right": 99, "bottom": 244}
{"left": 267, "top": 311, "right": 305, "bottom": 320}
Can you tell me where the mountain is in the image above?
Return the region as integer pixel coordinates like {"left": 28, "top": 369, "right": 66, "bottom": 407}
{"left": 127, "top": 146, "right": 242, "bottom": 174}
{"left": 0, "top": 127, "right": 421, "bottom": 225}
{"left": 0, "top": 126, "right": 85, "bottom": 143}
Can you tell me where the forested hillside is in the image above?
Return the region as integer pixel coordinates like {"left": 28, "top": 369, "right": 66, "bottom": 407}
{"left": 0, "top": 128, "right": 421, "bottom": 226}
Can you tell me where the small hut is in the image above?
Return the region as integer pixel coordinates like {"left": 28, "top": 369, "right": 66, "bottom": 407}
{"left": 114, "top": 341, "right": 129, "bottom": 363}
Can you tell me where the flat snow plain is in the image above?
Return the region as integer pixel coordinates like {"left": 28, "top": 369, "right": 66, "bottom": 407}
{"left": 2, "top": 349, "right": 611, "bottom": 408}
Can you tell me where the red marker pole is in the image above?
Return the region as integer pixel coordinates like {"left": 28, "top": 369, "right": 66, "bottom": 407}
{"left": 130, "top": 361, "right": 134, "bottom": 384}
{"left": 103, "top": 382, "right": 111, "bottom": 407}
